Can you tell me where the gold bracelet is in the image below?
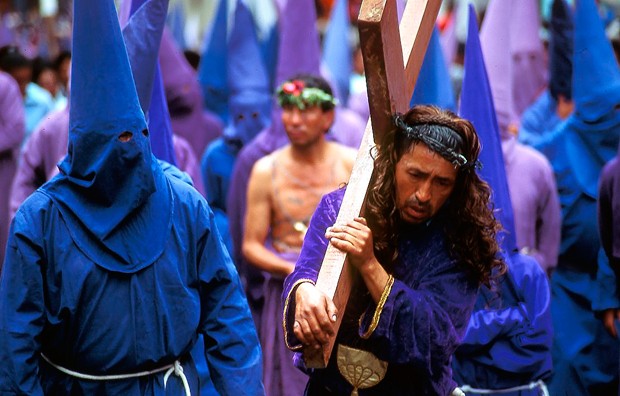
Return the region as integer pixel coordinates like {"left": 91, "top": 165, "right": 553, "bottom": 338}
{"left": 360, "top": 275, "right": 395, "bottom": 339}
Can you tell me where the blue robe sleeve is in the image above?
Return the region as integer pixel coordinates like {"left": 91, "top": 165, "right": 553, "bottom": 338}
{"left": 0, "top": 203, "right": 46, "bottom": 395}
{"left": 197, "top": 201, "right": 265, "bottom": 395}
{"left": 458, "top": 254, "right": 553, "bottom": 375}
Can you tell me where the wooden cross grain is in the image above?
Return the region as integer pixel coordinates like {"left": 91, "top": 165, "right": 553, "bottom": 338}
{"left": 302, "top": 0, "right": 442, "bottom": 368}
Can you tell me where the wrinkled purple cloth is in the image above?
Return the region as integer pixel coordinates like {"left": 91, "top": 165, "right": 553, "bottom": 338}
{"left": 282, "top": 188, "right": 480, "bottom": 395}
{"left": 0, "top": 71, "right": 25, "bottom": 267}
{"left": 260, "top": 246, "right": 308, "bottom": 396}
{"left": 599, "top": 156, "right": 620, "bottom": 263}
{"left": 159, "top": 29, "right": 223, "bottom": 160}
{"left": 502, "top": 136, "right": 561, "bottom": 271}
{"left": 10, "top": 106, "right": 204, "bottom": 218}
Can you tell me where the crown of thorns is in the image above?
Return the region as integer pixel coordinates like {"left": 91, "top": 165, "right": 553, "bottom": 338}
{"left": 393, "top": 114, "right": 481, "bottom": 170}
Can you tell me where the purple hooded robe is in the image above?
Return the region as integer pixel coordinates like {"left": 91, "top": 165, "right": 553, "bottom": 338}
{"left": 0, "top": 71, "right": 25, "bottom": 267}
{"left": 282, "top": 188, "right": 479, "bottom": 395}
{"left": 481, "top": 0, "right": 561, "bottom": 272}
{"left": 159, "top": 29, "right": 223, "bottom": 161}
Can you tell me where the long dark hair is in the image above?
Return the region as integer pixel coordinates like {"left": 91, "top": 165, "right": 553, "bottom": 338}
{"left": 366, "top": 105, "right": 505, "bottom": 286}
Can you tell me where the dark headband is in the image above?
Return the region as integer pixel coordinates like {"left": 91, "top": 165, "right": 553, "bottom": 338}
{"left": 393, "top": 114, "right": 481, "bottom": 170}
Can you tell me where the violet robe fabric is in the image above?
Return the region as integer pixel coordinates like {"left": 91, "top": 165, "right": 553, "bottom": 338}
{"left": 453, "top": 252, "right": 553, "bottom": 395}
{"left": 282, "top": 188, "right": 479, "bottom": 395}
{"left": 599, "top": 156, "right": 620, "bottom": 268}
{"left": 9, "top": 107, "right": 204, "bottom": 218}
{"left": 0, "top": 71, "right": 25, "bottom": 267}
{"left": 535, "top": 112, "right": 620, "bottom": 395}
{"left": 159, "top": 29, "right": 223, "bottom": 162}
{"left": 502, "top": 136, "right": 561, "bottom": 272}
{"left": 261, "top": 246, "right": 308, "bottom": 396}
{"left": 0, "top": 174, "right": 263, "bottom": 395}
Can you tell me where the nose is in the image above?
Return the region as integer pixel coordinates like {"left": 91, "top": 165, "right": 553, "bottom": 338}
{"left": 287, "top": 107, "right": 303, "bottom": 125}
{"left": 415, "top": 180, "right": 432, "bottom": 205}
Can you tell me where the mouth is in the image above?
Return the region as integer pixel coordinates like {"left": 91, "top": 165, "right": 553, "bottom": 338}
{"left": 405, "top": 206, "right": 428, "bottom": 220}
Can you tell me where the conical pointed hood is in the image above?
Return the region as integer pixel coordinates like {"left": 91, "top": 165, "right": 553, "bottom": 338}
{"left": 245, "top": 0, "right": 279, "bottom": 90}
{"left": 410, "top": 25, "right": 456, "bottom": 112}
{"left": 148, "top": 65, "right": 178, "bottom": 165}
{"left": 45, "top": 0, "right": 171, "bottom": 273}
{"left": 226, "top": 0, "right": 271, "bottom": 145}
{"left": 573, "top": 0, "right": 620, "bottom": 122}
{"left": 274, "top": 0, "right": 321, "bottom": 87}
{"left": 122, "top": 0, "right": 168, "bottom": 113}
{"left": 322, "top": 0, "right": 352, "bottom": 104}
{"left": 461, "top": 4, "right": 517, "bottom": 254}
{"left": 549, "top": 0, "right": 574, "bottom": 101}
{"left": 511, "top": 0, "right": 547, "bottom": 116}
{"left": 480, "top": 0, "right": 517, "bottom": 139}
{"left": 198, "top": 0, "right": 229, "bottom": 123}
{"left": 123, "top": 0, "right": 176, "bottom": 165}
{"left": 159, "top": 28, "right": 223, "bottom": 160}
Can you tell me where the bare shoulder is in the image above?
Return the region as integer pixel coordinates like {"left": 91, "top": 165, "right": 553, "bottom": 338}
{"left": 251, "top": 150, "right": 279, "bottom": 179}
{"left": 328, "top": 142, "right": 357, "bottom": 172}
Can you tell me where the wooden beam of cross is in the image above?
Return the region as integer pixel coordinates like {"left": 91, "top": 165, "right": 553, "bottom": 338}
{"left": 302, "top": 0, "right": 442, "bottom": 368}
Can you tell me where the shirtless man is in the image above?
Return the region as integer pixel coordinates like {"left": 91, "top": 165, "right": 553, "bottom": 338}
{"left": 243, "top": 74, "right": 355, "bottom": 396}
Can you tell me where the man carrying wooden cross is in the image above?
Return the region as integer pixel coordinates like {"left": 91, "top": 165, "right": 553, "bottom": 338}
{"left": 280, "top": 1, "right": 504, "bottom": 394}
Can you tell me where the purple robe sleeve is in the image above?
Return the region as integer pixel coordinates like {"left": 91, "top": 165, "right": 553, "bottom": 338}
{"left": 0, "top": 73, "right": 24, "bottom": 155}
{"left": 458, "top": 254, "right": 553, "bottom": 374}
{"left": 172, "top": 135, "right": 205, "bottom": 196}
{"left": 598, "top": 159, "right": 616, "bottom": 262}
{"left": 357, "top": 263, "right": 477, "bottom": 367}
{"left": 9, "top": 127, "right": 47, "bottom": 219}
{"left": 533, "top": 157, "right": 561, "bottom": 271}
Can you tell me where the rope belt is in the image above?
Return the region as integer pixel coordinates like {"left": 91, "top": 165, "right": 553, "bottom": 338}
{"left": 459, "top": 380, "right": 549, "bottom": 396}
{"left": 40, "top": 353, "right": 191, "bottom": 396}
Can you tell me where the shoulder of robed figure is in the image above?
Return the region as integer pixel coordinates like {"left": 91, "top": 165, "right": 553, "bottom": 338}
{"left": 251, "top": 148, "right": 284, "bottom": 178}
{"left": 328, "top": 141, "right": 357, "bottom": 170}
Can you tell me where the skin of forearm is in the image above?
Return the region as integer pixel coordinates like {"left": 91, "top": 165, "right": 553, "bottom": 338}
{"left": 243, "top": 241, "right": 295, "bottom": 277}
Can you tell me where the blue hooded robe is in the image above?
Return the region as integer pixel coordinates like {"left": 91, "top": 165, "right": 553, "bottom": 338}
{"left": 452, "top": 6, "right": 553, "bottom": 395}
{"left": 534, "top": 0, "right": 620, "bottom": 393}
{"left": 0, "top": 0, "right": 263, "bottom": 394}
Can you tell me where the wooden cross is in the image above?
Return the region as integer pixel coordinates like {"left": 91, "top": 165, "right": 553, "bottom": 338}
{"left": 302, "top": 0, "right": 442, "bottom": 368}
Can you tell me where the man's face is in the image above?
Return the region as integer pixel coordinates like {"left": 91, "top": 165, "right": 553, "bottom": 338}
{"left": 394, "top": 143, "right": 458, "bottom": 224}
{"left": 281, "top": 105, "right": 334, "bottom": 148}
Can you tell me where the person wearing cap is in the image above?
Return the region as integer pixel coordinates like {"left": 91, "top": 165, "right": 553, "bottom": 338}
{"left": 452, "top": 7, "right": 553, "bottom": 395}
{"left": 0, "top": 0, "right": 263, "bottom": 394}
{"left": 282, "top": 105, "right": 505, "bottom": 395}
{"left": 243, "top": 74, "right": 355, "bottom": 396}
{"left": 534, "top": 0, "right": 620, "bottom": 393}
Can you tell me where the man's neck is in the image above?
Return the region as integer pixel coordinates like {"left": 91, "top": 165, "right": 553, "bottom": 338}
{"left": 289, "top": 137, "right": 330, "bottom": 165}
